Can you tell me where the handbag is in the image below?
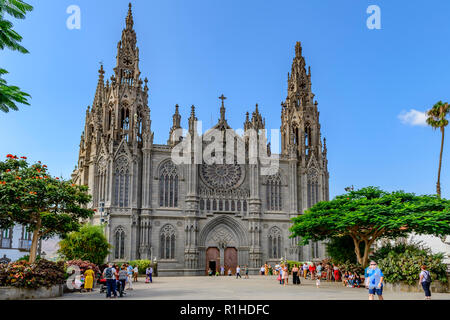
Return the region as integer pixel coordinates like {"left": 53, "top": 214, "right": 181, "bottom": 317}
{"left": 277, "top": 274, "right": 281, "bottom": 281}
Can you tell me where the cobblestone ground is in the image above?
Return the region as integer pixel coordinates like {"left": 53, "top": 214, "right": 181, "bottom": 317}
{"left": 53, "top": 275, "right": 450, "bottom": 300}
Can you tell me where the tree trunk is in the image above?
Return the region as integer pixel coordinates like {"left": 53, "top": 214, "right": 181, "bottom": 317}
{"left": 436, "top": 126, "right": 445, "bottom": 198}
{"left": 351, "top": 236, "right": 363, "bottom": 266}
{"left": 28, "top": 216, "right": 41, "bottom": 263}
{"left": 361, "top": 240, "right": 371, "bottom": 268}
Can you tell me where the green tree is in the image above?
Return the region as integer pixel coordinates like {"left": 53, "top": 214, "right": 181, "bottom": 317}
{"left": 426, "top": 101, "right": 450, "bottom": 198}
{"left": 0, "top": 154, "right": 94, "bottom": 263}
{"left": 58, "top": 224, "right": 110, "bottom": 265}
{"left": 326, "top": 235, "right": 364, "bottom": 264}
{"left": 0, "top": 0, "right": 33, "bottom": 113}
{"left": 290, "top": 186, "right": 450, "bottom": 267}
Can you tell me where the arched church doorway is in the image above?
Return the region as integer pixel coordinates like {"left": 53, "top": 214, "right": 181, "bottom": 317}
{"left": 224, "top": 247, "right": 237, "bottom": 275}
{"left": 206, "top": 247, "right": 220, "bottom": 275}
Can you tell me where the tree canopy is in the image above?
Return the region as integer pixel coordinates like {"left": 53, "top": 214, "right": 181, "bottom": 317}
{"left": 0, "top": 154, "right": 94, "bottom": 262}
{"left": 0, "top": 0, "right": 33, "bottom": 113}
{"left": 290, "top": 186, "right": 450, "bottom": 267}
{"left": 58, "top": 224, "right": 111, "bottom": 265}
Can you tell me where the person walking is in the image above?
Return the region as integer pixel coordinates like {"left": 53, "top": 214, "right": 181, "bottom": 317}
{"left": 244, "top": 265, "right": 249, "bottom": 279}
{"left": 236, "top": 265, "right": 242, "bottom": 279}
{"left": 366, "top": 261, "right": 384, "bottom": 300}
{"left": 103, "top": 263, "right": 118, "bottom": 298}
{"left": 220, "top": 265, "right": 225, "bottom": 276}
{"left": 302, "top": 263, "right": 308, "bottom": 279}
{"left": 291, "top": 264, "right": 300, "bottom": 285}
{"left": 133, "top": 265, "right": 139, "bottom": 282}
{"left": 260, "top": 265, "right": 265, "bottom": 276}
{"left": 126, "top": 263, "right": 133, "bottom": 290}
{"left": 83, "top": 266, "right": 95, "bottom": 292}
{"left": 309, "top": 263, "right": 316, "bottom": 280}
{"left": 419, "top": 265, "right": 432, "bottom": 300}
{"left": 145, "top": 266, "right": 153, "bottom": 283}
{"left": 333, "top": 264, "right": 340, "bottom": 282}
{"left": 282, "top": 264, "right": 289, "bottom": 286}
{"left": 316, "top": 263, "right": 323, "bottom": 288}
{"left": 118, "top": 265, "right": 128, "bottom": 297}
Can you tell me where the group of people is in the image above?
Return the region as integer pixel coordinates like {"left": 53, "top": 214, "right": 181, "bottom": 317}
{"left": 101, "top": 263, "right": 153, "bottom": 298}
{"left": 207, "top": 265, "right": 250, "bottom": 279}
{"left": 274, "top": 263, "right": 324, "bottom": 287}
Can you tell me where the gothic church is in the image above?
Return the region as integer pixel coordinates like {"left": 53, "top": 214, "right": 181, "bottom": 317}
{"left": 72, "top": 4, "right": 329, "bottom": 275}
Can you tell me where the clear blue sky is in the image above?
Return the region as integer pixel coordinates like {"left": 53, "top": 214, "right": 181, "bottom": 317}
{"left": 1, "top": 0, "right": 449, "bottom": 199}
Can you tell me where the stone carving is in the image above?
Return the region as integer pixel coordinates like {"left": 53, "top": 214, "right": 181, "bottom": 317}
{"left": 200, "top": 164, "right": 244, "bottom": 190}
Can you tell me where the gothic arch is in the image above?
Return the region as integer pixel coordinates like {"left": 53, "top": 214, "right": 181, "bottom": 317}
{"left": 113, "top": 226, "right": 126, "bottom": 260}
{"left": 114, "top": 156, "right": 130, "bottom": 207}
{"left": 268, "top": 226, "right": 283, "bottom": 259}
{"left": 157, "top": 159, "right": 179, "bottom": 208}
{"left": 199, "top": 215, "right": 249, "bottom": 247}
{"left": 159, "top": 224, "right": 176, "bottom": 259}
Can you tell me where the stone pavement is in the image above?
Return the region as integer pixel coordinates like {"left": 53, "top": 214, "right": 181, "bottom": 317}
{"left": 54, "top": 275, "right": 450, "bottom": 300}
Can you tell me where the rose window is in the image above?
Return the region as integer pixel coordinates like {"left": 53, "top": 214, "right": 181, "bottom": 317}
{"left": 200, "top": 164, "right": 244, "bottom": 190}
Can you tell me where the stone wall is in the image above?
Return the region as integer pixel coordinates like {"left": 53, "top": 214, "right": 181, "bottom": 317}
{"left": 0, "top": 284, "right": 63, "bottom": 300}
{"left": 384, "top": 280, "right": 449, "bottom": 294}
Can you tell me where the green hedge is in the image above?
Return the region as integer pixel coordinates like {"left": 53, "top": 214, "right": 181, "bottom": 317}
{"left": 375, "top": 243, "right": 447, "bottom": 286}
{"left": 128, "top": 260, "right": 158, "bottom": 276}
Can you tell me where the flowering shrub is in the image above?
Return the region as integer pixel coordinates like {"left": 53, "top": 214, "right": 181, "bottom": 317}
{"left": 0, "top": 259, "right": 65, "bottom": 289}
{"left": 66, "top": 260, "right": 100, "bottom": 275}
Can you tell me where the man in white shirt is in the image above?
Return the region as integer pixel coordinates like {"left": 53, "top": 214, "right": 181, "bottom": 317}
{"left": 236, "top": 265, "right": 242, "bottom": 279}
{"left": 302, "top": 263, "right": 308, "bottom": 279}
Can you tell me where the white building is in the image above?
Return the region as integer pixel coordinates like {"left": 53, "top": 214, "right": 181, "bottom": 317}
{"left": 0, "top": 225, "right": 34, "bottom": 263}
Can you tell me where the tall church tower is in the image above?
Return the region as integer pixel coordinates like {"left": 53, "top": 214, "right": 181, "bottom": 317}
{"left": 72, "top": 3, "right": 153, "bottom": 260}
{"left": 281, "top": 42, "right": 329, "bottom": 260}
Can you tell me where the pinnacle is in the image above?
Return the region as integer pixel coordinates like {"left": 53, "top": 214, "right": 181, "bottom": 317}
{"left": 126, "top": 2, "right": 134, "bottom": 30}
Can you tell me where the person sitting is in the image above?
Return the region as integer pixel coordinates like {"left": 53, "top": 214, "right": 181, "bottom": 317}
{"left": 348, "top": 272, "right": 354, "bottom": 287}
{"left": 354, "top": 272, "right": 361, "bottom": 288}
{"left": 342, "top": 272, "right": 349, "bottom": 286}
{"left": 208, "top": 268, "right": 213, "bottom": 276}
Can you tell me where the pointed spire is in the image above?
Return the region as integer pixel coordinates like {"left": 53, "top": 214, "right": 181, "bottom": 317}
{"left": 219, "top": 94, "right": 227, "bottom": 121}
{"left": 190, "top": 105, "right": 196, "bottom": 118}
{"left": 189, "top": 105, "right": 198, "bottom": 135}
{"left": 93, "top": 64, "right": 105, "bottom": 107}
{"left": 295, "top": 41, "right": 302, "bottom": 58}
{"left": 126, "top": 2, "right": 134, "bottom": 30}
{"left": 172, "top": 104, "right": 181, "bottom": 128}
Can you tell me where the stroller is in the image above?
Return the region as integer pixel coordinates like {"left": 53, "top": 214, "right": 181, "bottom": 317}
{"left": 98, "top": 277, "right": 107, "bottom": 294}
{"left": 98, "top": 276, "right": 127, "bottom": 296}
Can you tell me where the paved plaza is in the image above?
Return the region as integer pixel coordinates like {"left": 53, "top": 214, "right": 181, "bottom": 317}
{"left": 54, "top": 276, "right": 450, "bottom": 300}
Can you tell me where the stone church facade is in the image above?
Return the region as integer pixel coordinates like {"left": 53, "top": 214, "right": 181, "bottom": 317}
{"left": 72, "top": 4, "right": 330, "bottom": 276}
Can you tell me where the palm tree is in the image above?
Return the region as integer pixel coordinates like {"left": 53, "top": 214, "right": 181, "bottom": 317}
{"left": 426, "top": 101, "right": 450, "bottom": 197}
{"left": 0, "top": 0, "right": 33, "bottom": 113}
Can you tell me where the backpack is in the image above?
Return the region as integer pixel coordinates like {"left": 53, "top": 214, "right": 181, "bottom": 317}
{"left": 423, "top": 270, "right": 432, "bottom": 283}
{"left": 105, "top": 267, "right": 113, "bottom": 279}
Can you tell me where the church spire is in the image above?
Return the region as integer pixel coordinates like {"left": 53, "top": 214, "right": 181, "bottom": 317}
{"left": 219, "top": 94, "right": 227, "bottom": 121}
{"left": 114, "top": 3, "right": 139, "bottom": 86}
{"left": 168, "top": 104, "right": 182, "bottom": 146}
{"left": 126, "top": 2, "right": 134, "bottom": 30}
{"left": 93, "top": 64, "right": 105, "bottom": 108}
{"left": 188, "top": 105, "right": 198, "bottom": 135}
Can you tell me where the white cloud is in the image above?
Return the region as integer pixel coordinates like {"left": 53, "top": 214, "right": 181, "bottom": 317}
{"left": 398, "top": 109, "right": 427, "bottom": 126}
